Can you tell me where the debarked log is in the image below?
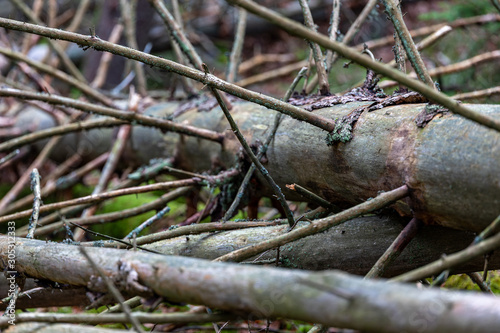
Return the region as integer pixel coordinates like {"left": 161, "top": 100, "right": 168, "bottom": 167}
{"left": 1, "top": 236, "right": 500, "bottom": 333}
{"left": 16, "top": 101, "right": 500, "bottom": 232}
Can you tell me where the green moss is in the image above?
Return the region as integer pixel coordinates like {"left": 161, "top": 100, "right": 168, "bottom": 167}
{"left": 325, "top": 118, "right": 353, "bottom": 145}
{"left": 443, "top": 272, "right": 500, "bottom": 294}
{"left": 89, "top": 191, "right": 163, "bottom": 238}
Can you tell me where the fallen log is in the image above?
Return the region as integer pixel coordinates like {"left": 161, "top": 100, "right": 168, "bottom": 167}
{"left": 16, "top": 100, "right": 500, "bottom": 232}
{"left": 1, "top": 236, "right": 500, "bottom": 333}
{"left": 141, "top": 216, "right": 500, "bottom": 277}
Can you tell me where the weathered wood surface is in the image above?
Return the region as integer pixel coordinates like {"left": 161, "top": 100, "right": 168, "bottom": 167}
{"left": 143, "top": 215, "right": 500, "bottom": 276}
{"left": 18, "top": 100, "right": 500, "bottom": 232}
{"left": 2, "top": 236, "right": 500, "bottom": 333}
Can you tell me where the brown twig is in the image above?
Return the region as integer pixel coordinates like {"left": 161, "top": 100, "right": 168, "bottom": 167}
{"left": 298, "top": 0, "right": 329, "bottom": 95}
{"left": 365, "top": 218, "right": 422, "bottom": 279}
{"left": 9, "top": 0, "right": 85, "bottom": 82}
{"left": 0, "top": 136, "right": 61, "bottom": 213}
{"left": 91, "top": 23, "right": 124, "bottom": 89}
{"left": 0, "top": 88, "right": 224, "bottom": 143}
{"left": 214, "top": 185, "right": 409, "bottom": 263}
{"left": 382, "top": 0, "right": 435, "bottom": 88}
{"left": 119, "top": 0, "right": 147, "bottom": 96}
{"left": 227, "top": 8, "right": 247, "bottom": 83}
{"left": 380, "top": 50, "right": 500, "bottom": 89}
{"left": 0, "top": 17, "right": 336, "bottom": 131}
{"left": 0, "top": 169, "right": 239, "bottom": 224}
{"left": 452, "top": 86, "right": 500, "bottom": 101}
{"left": 224, "top": 0, "right": 500, "bottom": 133}
{"left": 18, "top": 187, "right": 191, "bottom": 237}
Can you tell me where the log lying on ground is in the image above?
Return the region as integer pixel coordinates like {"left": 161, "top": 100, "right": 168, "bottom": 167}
{"left": 5, "top": 323, "right": 128, "bottom": 333}
{"left": 3, "top": 216, "right": 499, "bottom": 310}
{"left": 142, "top": 216, "right": 500, "bottom": 276}
{"left": 18, "top": 101, "right": 500, "bottom": 232}
{"left": 1, "top": 236, "right": 500, "bottom": 333}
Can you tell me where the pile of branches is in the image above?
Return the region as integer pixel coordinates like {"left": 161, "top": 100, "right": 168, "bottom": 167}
{"left": 0, "top": 0, "right": 499, "bottom": 332}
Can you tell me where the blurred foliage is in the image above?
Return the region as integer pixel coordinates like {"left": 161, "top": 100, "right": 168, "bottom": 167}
{"left": 414, "top": 0, "right": 500, "bottom": 103}
{"left": 419, "top": 0, "right": 497, "bottom": 21}
{"left": 443, "top": 272, "right": 500, "bottom": 294}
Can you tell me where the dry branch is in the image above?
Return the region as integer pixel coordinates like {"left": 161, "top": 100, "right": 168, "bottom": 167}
{"left": 2, "top": 236, "right": 500, "bottom": 333}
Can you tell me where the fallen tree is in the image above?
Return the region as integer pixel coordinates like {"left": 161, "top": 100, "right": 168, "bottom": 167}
{"left": 2, "top": 236, "right": 500, "bottom": 333}
{"left": 0, "top": 0, "right": 499, "bottom": 331}
{"left": 10, "top": 99, "right": 500, "bottom": 233}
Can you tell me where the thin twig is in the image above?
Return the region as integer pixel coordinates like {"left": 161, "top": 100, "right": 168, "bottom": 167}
{"left": 9, "top": 0, "right": 86, "bottom": 82}
{"left": 365, "top": 218, "right": 422, "bottom": 279}
{"left": 169, "top": 0, "right": 196, "bottom": 95}
{"left": 0, "top": 136, "right": 61, "bottom": 213}
{"left": 148, "top": 0, "right": 233, "bottom": 109}
{"left": 124, "top": 205, "right": 170, "bottom": 240}
{"left": 0, "top": 88, "right": 224, "bottom": 143}
{"left": 325, "top": 0, "right": 341, "bottom": 69}
{"left": 236, "top": 60, "right": 307, "bottom": 87}
{"left": 74, "top": 93, "right": 138, "bottom": 241}
{"left": 223, "top": 0, "right": 500, "bottom": 133}
{"left": 148, "top": 0, "right": 203, "bottom": 69}
{"left": 89, "top": 220, "right": 280, "bottom": 248}
{"left": 65, "top": 0, "right": 91, "bottom": 36}
{"left": 7, "top": 154, "right": 105, "bottom": 217}
{"left": 492, "top": 0, "right": 500, "bottom": 13}
{"left": 0, "top": 149, "right": 19, "bottom": 166}
{"left": 32, "top": 179, "right": 139, "bottom": 228}
{"left": 204, "top": 64, "right": 295, "bottom": 228}
{"left": 382, "top": 0, "right": 435, "bottom": 88}
{"left": 227, "top": 8, "right": 247, "bottom": 83}
{"left": 0, "top": 169, "right": 239, "bottom": 224}
{"left": 347, "top": 25, "right": 452, "bottom": 92}
{"left": 452, "top": 86, "right": 500, "bottom": 101}
{"left": 78, "top": 246, "right": 146, "bottom": 333}
{"left": 223, "top": 67, "right": 308, "bottom": 221}
{"left": 306, "top": 0, "right": 378, "bottom": 93}
{"left": 6, "top": 154, "right": 80, "bottom": 218}
{"left": 0, "top": 17, "right": 336, "bottom": 131}
{"left": 120, "top": 0, "right": 147, "bottom": 95}
{"left": 18, "top": 187, "right": 191, "bottom": 237}
{"left": 214, "top": 185, "right": 409, "bottom": 263}
{"left": 298, "top": 0, "right": 329, "bottom": 95}
{"left": 91, "top": 23, "right": 124, "bottom": 89}
{"left": 380, "top": 50, "right": 500, "bottom": 89}
{"left": 72, "top": 222, "right": 161, "bottom": 254}
{"left": 286, "top": 183, "right": 340, "bottom": 212}
{"left": 473, "top": 214, "right": 500, "bottom": 244}
{"left": 359, "top": 13, "right": 500, "bottom": 51}
{"left": 392, "top": 214, "right": 500, "bottom": 282}
{"left": 467, "top": 272, "right": 493, "bottom": 293}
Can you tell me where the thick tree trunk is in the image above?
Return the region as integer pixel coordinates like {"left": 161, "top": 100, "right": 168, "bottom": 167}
{"left": 18, "top": 101, "right": 500, "bottom": 232}
{"left": 1, "top": 236, "right": 500, "bottom": 333}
